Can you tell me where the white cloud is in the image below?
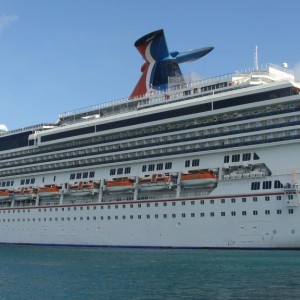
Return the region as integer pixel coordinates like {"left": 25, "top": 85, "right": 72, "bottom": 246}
{"left": 293, "top": 62, "right": 300, "bottom": 81}
{"left": 0, "top": 14, "right": 18, "bottom": 36}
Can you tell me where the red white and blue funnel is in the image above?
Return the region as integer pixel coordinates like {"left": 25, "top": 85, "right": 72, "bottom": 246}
{"left": 130, "top": 29, "right": 213, "bottom": 98}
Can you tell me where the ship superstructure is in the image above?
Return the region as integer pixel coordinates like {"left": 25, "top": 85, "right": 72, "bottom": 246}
{"left": 0, "top": 30, "right": 300, "bottom": 248}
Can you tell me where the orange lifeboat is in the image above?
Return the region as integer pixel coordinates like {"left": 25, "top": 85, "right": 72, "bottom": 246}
{"left": 181, "top": 170, "right": 217, "bottom": 188}
{"left": 14, "top": 187, "right": 35, "bottom": 201}
{"left": 139, "top": 174, "right": 173, "bottom": 191}
{"left": 105, "top": 178, "right": 134, "bottom": 193}
{"left": 0, "top": 189, "right": 11, "bottom": 201}
{"left": 68, "top": 181, "right": 94, "bottom": 197}
{"left": 37, "top": 185, "right": 61, "bottom": 198}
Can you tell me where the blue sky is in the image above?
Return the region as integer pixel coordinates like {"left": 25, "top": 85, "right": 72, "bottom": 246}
{"left": 1, "top": 0, "right": 300, "bottom": 130}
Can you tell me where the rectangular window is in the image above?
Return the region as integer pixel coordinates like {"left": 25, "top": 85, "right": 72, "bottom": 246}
{"left": 263, "top": 181, "right": 272, "bottom": 189}
{"left": 242, "top": 153, "right": 251, "bottom": 161}
{"left": 277, "top": 209, "right": 282, "bottom": 214}
{"left": 142, "top": 165, "right": 147, "bottom": 172}
{"left": 221, "top": 212, "right": 225, "bottom": 216}
{"left": 165, "top": 162, "right": 172, "bottom": 169}
{"left": 117, "top": 168, "right": 123, "bottom": 175}
{"left": 89, "top": 171, "right": 95, "bottom": 178}
{"left": 157, "top": 163, "right": 163, "bottom": 170}
{"left": 224, "top": 155, "right": 230, "bottom": 163}
{"left": 148, "top": 164, "right": 155, "bottom": 171}
{"left": 253, "top": 210, "right": 258, "bottom": 215}
{"left": 265, "top": 210, "right": 270, "bottom": 215}
{"left": 231, "top": 198, "right": 236, "bottom": 203}
{"left": 124, "top": 167, "right": 131, "bottom": 174}
{"left": 110, "top": 169, "right": 116, "bottom": 176}
{"left": 200, "top": 213, "right": 205, "bottom": 217}
{"left": 242, "top": 198, "right": 246, "bottom": 202}
{"left": 192, "top": 159, "right": 200, "bottom": 167}
{"left": 70, "top": 173, "right": 75, "bottom": 180}
{"left": 231, "top": 211, "right": 236, "bottom": 216}
{"left": 232, "top": 154, "right": 240, "bottom": 162}
{"left": 251, "top": 182, "right": 260, "bottom": 190}
{"left": 242, "top": 211, "right": 247, "bottom": 216}
{"left": 76, "top": 173, "right": 82, "bottom": 179}
{"left": 185, "top": 160, "right": 190, "bottom": 168}
{"left": 83, "top": 172, "right": 88, "bottom": 178}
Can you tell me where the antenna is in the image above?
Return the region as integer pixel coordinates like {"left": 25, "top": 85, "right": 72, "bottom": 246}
{"left": 254, "top": 45, "right": 258, "bottom": 70}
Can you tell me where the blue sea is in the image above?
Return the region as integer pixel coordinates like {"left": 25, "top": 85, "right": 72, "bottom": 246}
{"left": 0, "top": 246, "right": 299, "bottom": 299}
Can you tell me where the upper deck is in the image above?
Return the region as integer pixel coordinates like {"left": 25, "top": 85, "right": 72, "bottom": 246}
{"left": 57, "top": 64, "right": 296, "bottom": 125}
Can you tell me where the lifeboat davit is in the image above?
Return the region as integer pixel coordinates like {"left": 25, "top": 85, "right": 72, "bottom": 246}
{"left": 105, "top": 178, "right": 134, "bottom": 193}
{"left": 14, "top": 187, "right": 35, "bottom": 201}
{"left": 68, "top": 181, "right": 95, "bottom": 197}
{"left": 139, "top": 174, "right": 173, "bottom": 191}
{"left": 37, "top": 185, "right": 61, "bottom": 198}
{"left": 0, "top": 189, "right": 11, "bottom": 201}
{"left": 181, "top": 170, "right": 217, "bottom": 188}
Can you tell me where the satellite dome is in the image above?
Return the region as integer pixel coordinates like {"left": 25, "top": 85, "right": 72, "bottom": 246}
{"left": 0, "top": 124, "right": 8, "bottom": 133}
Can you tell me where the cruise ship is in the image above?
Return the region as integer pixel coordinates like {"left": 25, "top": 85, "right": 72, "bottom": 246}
{"left": 1, "top": 29, "right": 300, "bottom": 248}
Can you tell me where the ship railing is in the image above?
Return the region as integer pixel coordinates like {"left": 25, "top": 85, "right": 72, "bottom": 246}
{"left": 58, "top": 97, "right": 131, "bottom": 119}
{"left": 268, "top": 63, "right": 294, "bottom": 75}
{"left": 0, "top": 123, "right": 56, "bottom": 137}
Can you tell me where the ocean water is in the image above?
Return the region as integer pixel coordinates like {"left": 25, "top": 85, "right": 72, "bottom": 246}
{"left": 0, "top": 246, "right": 300, "bottom": 300}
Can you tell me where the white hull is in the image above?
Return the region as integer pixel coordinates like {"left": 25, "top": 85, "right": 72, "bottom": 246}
{"left": 1, "top": 143, "right": 300, "bottom": 248}
{"left": 0, "top": 45, "right": 300, "bottom": 248}
{"left": 1, "top": 178, "right": 300, "bottom": 249}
